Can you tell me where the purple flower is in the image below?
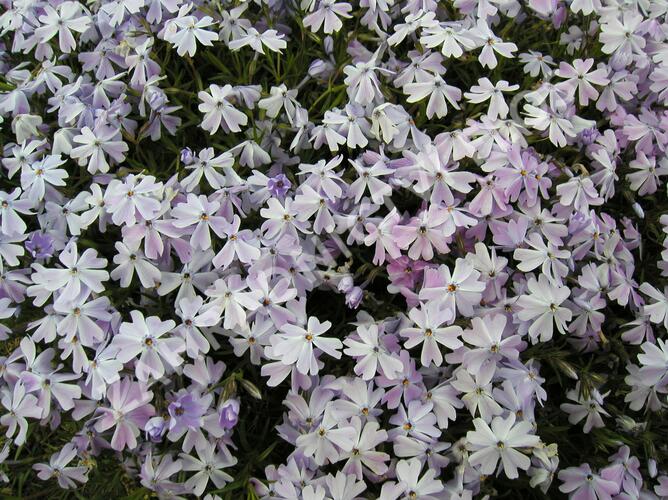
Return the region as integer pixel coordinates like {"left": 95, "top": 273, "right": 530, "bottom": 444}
{"left": 145, "top": 416, "right": 168, "bottom": 442}
{"left": 579, "top": 127, "right": 600, "bottom": 145}
{"left": 218, "top": 398, "right": 241, "bottom": 429}
{"left": 180, "top": 147, "right": 195, "bottom": 165}
{"left": 267, "top": 173, "right": 292, "bottom": 198}
{"left": 337, "top": 275, "right": 354, "bottom": 294}
{"left": 168, "top": 392, "right": 208, "bottom": 434}
{"left": 558, "top": 463, "right": 620, "bottom": 499}
{"left": 25, "top": 232, "right": 55, "bottom": 259}
{"left": 345, "top": 286, "right": 364, "bottom": 309}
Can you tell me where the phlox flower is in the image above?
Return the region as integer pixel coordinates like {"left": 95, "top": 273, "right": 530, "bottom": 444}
{"left": 296, "top": 411, "right": 356, "bottom": 466}
{"left": 470, "top": 20, "right": 518, "bottom": 69}
{"left": 260, "top": 197, "right": 311, "bottom": 240}
{"left": 519, "top": 51, "right": 555, "bottom": 78}
{"left": 341, "top": 417, "right": 389, "bottom": 479}
{"left": 207, "top": 276, "right": 260, "bottom": 330}
{"left": 20, "top": 154, "right": 68, "bottom": 204}
{"left": 227, "top": 27, "right": 287, "bottom": 54}
{"left": 94, "top": 378, "right": 155, "bottom": 451}
{"left": 272, "top": 316, "right": 342, "bottom": 375}
{"left": 0, "top": 382, "right": 42, "bottom": 446}
{"left": 103, "top": 174, "right": 163, "bottom": 227}
{"left": 379, "top": 457, "right": 444, "bottom": 500}
{"left": 516, "top": 274, "right": 572, "bottom": 343}
{"left": 54, "top": 294, "right": 111, "bottom": 347}
{"left": 198, "top": 84, "right": 248, "bottom": 134}
{"left": 377, "top": 351, "right": 423, "bottom": 410}
{"left": 175, "top": 296, "right": 221, "bottom": 357}
{"left": 393, "top": 206, "right": 451, "bottom": 261}
{"left": 389, "top": 400, "right": 440, "bottom": 442}
{"left": 167, "top": 390, "right": 212, "bottom": 435}
{"left": 324, "top": 471, "right": 366, "bottom": 499}
{"left": 164, "top": 6, "right": 218, "bottom": 57}
{"left": 513, "top": 233, "right": 571, "bottom": 284}
{"left": 101, "top": 0, "right": 144, "bottom": 27}
{"left": 560, "top": 383, "right": 610, "bottom": 433}
{"left": 404, "top": 75, "right": 461, "bottom": 119}
{"left": 364, "top": 208, "right": 402, "bottom": 265}
{"left": 348, "top": 158, "right": 393, "bottom": 204}
{"left": 451, "top": 364, "right": 502, "bottom": 422}
{"left": 111, "top": 310, "right": 185, "bottom": 382}
{"left": 627, "top": 153, "right": 668, "bottom": 196}
{"left": 33, "top": 443, "right": 88, "bottom": 489}
{"left": 111, "top": 240, "right": 161, "bottom": 288}
{"left": 419, "top": 258, "right": 485, "bottom": 318}
{"left": 343, "top": 323, "right": 403, "bottom": 380}
{"left": 599, "top": 12, "right": 645, "bottom": 57}
{"left": 33, "top": 241, "right": 109, "bottom": 303}
{"left": 558, "top": 463, "right": 620, "bottom": 499}
{"left": 420, "top": 22, "right": 476, "bottom": 58}
{"left": 298, "top": 155, "right": 345, "bottom": 200}
{"left": 84, "top": 346, "right": 123, "bottom": 400}
{"left": 247, "top": 273, "right": 297, "bottom": 327}
{"left": 400, "top": 301, "right": 462, "bottom": 367}
{"left": 405, "top": 145, "right": 476, "bottom": 205}
{"left": 156, "top": 250, "right": 218, "bottom": 303}
{"left": 464, "top": 78, "right": 518, "bottom": 120}
{"left": 180, "top": 441, "right": 236, "bottom": 496}
{"left": 293, "top": 185, "right": 337, "bottom": 234}
{"left": 181, "top": 149, "right": 236, "bottom": 191}
{"left": 636, "top": 338, "right": 668, "bottom": 387}
{"left": 258, "top": 84, "right": 299, "bottom": 123}
{"left": 462, "top": 314, "right": 522, "bottom": 372}
{"left": 35, "top": 2, "right": 91, "bottom": 54}
{"left": 70, "top": 125, "right": 128, "bottom": 174}
{"left": 303, "top": 0, "right": 352, "bottom": 34}
{"left": 467, "top": 413, "right": 540, "bottom": 479}
{"left": 523, "top": 104, "right": 577, "bottom": 148}
{"left": 343, "top": 58, "right": 387, "bottom": 106}
{"left": 555, "top": 58, "right": 609, "bottom": 106}
{"left": 172, "top": 193, "right": 228, "bottom": 251}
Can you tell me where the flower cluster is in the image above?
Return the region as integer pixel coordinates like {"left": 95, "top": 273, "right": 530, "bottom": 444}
{"left": 1, "top": 0, "right": 668, "bottom": 498}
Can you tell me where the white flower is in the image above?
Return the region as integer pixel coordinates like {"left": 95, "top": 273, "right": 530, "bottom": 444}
{"left": 303, "top": 0, "right": 352, "bottom": 34}
{"left": 560, "top": 383, "right": 610, "bottom": 433}
{"left": 467, "top": 413, "right": 540, "bottom": 479}
{"left": 639, "top": 283, "right": 668, "bottom": 331}
{"left": 271, "top": 316, "right": 342, "bottom": 375}
{"left": 513, "top": 233, "right": 571, "bottom": 284}
{"left": 33, "top": 443, "right": 88, "bottom": 489}
{"left": 464, "top": 78, "right": 519, "bottom": 120}
{"left": 296, "top": 411, "right": 356, "bottom": 465}
{"left": 164, "top": 5, "right": 219, "bottom": 57}
{"left": 343, "top": 323, "right": 403, "bottom": 380}
{"left": 70, "top": 125, "right": 128, "bottom": 174}
{"left": 111, "top": 310, "right": 185, "bottom": 382}
{"left": 33, "top": 241, "right": 109, "bottom": 304}
{"left": 198, "top": 84, "right": 248, "bottom": 134}
{"left": 111, "top": 240, "right": 161, "bottom": 288}
{"left": 379, "top": 457, "right": 444, "bottom": 500}
{"left": 470, "top": 20, "right": 518, "bottom": 69}
{"left": 401, "top": 301, "right": 463, "bottom": 367}
{"left": 20, "top": 154, "right": 68, "bottom": 204}
{"left": 404, "top": 75, "right": 461, "bottom": 119}
{"left": 637, "top": 338, "right": 668, "bottom": 387}
{"left": 0, "top": 382, "right": 42, "bottom": 446}
{"left": 227, "top": 27, "right": 287, "bottom": 53}
{"left": 180, "top": 442, "right": 237, "bottom": 496}
{"left": 35, "top": 2, "right": 91, "bottom": 53}
{"left": 516, "top": 274, "right": 572, "bottom": 343}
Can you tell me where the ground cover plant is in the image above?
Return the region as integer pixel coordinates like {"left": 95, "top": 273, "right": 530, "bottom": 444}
{"left": 1, "top": 0, "right": 668, "bottom": 498}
